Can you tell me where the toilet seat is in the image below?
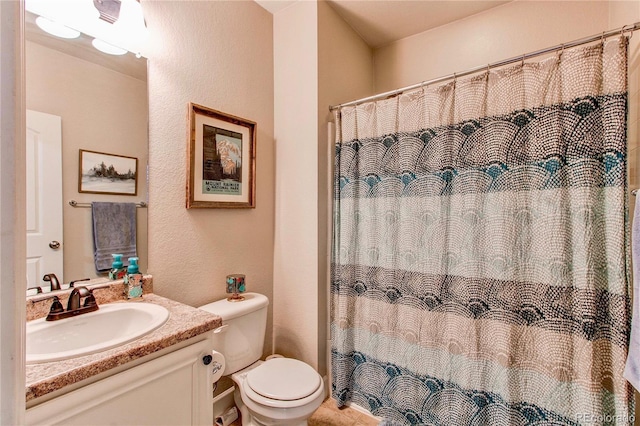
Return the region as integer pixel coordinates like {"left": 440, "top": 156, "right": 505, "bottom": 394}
{"left": 247, "top": 358, "right": 321, "bottom": 401}
{"left": 239, "top": 359, "right": 324, "bottom": 409}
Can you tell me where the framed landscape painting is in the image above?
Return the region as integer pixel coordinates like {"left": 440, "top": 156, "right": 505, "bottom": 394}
{"left": 187, "top": 103, "right": 256, "bottom": 208}
{"left": 78, "top": 149, "right": 138, "bottom": 195}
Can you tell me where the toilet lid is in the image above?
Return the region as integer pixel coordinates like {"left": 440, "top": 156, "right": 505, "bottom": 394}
{"left": 246, "top": 358, "right": 321, "bottom": 401}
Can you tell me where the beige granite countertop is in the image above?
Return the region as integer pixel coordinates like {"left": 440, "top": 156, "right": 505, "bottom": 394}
{"left": 26, "top": 286, "right": 222, "bottom": 404}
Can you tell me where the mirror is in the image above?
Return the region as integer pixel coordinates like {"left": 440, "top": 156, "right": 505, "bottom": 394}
{"left": 25, "top": 11, "right": 148, "bottom": 294}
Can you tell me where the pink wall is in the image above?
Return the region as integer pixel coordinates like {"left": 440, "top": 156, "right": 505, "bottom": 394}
{"left": 374, "top": 1, "right": 611, "bottom": 93}
{"left": 143, "top": 0, "right": 276, "bottom": 356}
{"left": 272, "top": 0, "right": 374, "bottom": 375}
{"left": 273, "top": 0, "right": 320, "bottom": 368}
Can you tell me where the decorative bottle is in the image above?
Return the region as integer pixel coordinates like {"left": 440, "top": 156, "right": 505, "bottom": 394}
{"left": 109, "top": 253, "right": 126, "bottom": 280}
{"left": 124, "top": 257, "right": 143, "bottom": 299}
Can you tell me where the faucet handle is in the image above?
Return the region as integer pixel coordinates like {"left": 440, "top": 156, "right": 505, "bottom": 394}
{"left": 83, "top": 290, "right": 97, "bottom": 308}
{"left": 69, "top": 278, "right": 90, "bottom": 288}
{"left": 27, "top": 286, "right": 43, "bottom": 294}
{"left": 49, "top": 296, "right": 64, "bottom": 314}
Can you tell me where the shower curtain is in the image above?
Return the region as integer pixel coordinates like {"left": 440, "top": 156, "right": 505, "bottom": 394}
{"left": 331, "top": 38, "right": 633, "bottom": 425}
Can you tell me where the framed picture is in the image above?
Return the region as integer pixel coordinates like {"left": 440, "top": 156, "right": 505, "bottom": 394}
{"left": 78, "top": 149, "right": 138, "bottom": 195}
{"left": 187, "top": 103, "right": 256, "bottom": 208}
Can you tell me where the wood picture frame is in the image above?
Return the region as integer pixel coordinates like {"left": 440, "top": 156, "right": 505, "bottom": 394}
{"left": 78, "top": 149, "right": 138, "bottom": 196}
{"left": 187, "top": 103, "right": 256, "bottom": 208}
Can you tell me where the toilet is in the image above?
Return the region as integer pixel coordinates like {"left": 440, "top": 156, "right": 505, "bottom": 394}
{"left": 199, "top": 293, "right": 325, "bottom": 426}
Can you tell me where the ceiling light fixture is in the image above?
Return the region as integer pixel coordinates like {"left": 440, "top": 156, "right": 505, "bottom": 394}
{"left": 35, "top": 16, "right": 81, "bottom": 39}
{"left": 26, "top": 0, "right": 148, "bottom": 57}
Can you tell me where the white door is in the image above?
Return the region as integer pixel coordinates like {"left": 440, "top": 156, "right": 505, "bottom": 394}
{"left": 26, "top": 110, "right": 63, "bottom": 291}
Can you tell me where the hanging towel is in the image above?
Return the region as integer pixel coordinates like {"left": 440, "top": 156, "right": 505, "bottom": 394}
{"left": 92, "top": 202, "right": 137, "bottom": 273}
{"left": 624, "top": 195, "right": 640, "bottom": 390}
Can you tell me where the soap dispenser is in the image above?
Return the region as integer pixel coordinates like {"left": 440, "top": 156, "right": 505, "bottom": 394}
{"left": 109, "top": 253, "right": 126, "bottom": 280}
{"left": 124, "top": 257, "right": 143, "bottom": 300}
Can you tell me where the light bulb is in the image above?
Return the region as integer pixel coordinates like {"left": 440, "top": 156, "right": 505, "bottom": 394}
{"left": 27, "top": 0, "right": 148, "bottom": 57}
{"left": 35, "top": 16, "right": 80, "bottom": 39}
{"left": 91, "top": 39, "right": 127, "bottom": 56}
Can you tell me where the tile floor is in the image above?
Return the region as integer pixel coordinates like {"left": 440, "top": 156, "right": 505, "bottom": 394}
{"left": 228, "top": 398, "right": 378, "bottom": 426}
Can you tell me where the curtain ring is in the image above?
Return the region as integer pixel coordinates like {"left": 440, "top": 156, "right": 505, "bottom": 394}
{"left": 622, "top": 24, "right": 634, "bottom": 40}
{"left": 557, "top": 43, "right": 564, "bottom": 61}
{"left": 521, "top": 53, "right": 525, "bottom": 68}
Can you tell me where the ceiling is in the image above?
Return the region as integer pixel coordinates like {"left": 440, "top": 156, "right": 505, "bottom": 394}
{"left": 26, "top": 1, "right": 511, "bottom": 78}
{"left": 255, "top": 0, "right": 511, "bottom": 48}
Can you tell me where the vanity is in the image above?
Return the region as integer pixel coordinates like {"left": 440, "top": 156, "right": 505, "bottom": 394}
{"left": 24, "top": 277, "right": 222, "bottom": 426}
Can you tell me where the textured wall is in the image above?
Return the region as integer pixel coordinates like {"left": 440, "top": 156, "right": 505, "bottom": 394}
{"left": 26, "top": 41, "right": 148, "bottom": 282}
{"left": 317, "top": 0, "right": 374, "bottom": 375}
{"left": 374, "top": 1, "right": 610, "bottom": 93}
{"left": 273, "top": 0, "right": 320, "bottom": 369}
{"left": 143, "top": 0, "right": 275, "bottom": 356}
{"left": 272, "top": 0, "right": 374, "bottom": 375}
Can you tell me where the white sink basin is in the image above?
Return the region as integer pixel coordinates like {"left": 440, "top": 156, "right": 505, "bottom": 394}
{"left": 26, "top": 302, "right": 170, "bottom": 364}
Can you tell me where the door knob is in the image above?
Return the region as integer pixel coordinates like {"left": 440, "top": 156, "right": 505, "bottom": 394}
{"left": 49, "top": 241, "right": 61, "bottom": 249}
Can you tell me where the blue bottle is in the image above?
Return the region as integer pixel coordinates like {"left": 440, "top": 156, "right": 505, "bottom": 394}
{"left": 127, "top": 257, "right": 139, "bottom": 275}
{"left": 109, "top": 254, "right": 126, "bottom": 280}
{"left": 124, "top": 257, "right": 143, "bottom": 299}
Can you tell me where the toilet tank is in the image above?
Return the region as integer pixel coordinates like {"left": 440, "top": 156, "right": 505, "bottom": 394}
{"left": 199, "top": 292, "right": 269, "bottom": 375}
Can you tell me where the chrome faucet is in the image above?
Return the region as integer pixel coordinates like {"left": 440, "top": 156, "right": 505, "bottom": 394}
{"left": 46, "top": 286, "right": 99, "bottom": 321}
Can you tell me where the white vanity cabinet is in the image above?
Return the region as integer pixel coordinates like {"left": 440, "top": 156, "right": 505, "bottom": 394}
{"left": 25, "top": 337, "right": 215, "bottom": 426}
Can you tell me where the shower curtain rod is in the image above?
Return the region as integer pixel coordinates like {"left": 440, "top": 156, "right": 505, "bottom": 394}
{"left": 328, "top": 21, "right": 640, "bottom": 112}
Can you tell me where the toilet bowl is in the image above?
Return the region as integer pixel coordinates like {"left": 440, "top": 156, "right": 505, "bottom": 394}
{"left": 232, "top": 358, "right": 325, "bottom": 426}
{"left": 198, "top": 293, "right": 324, "bottom": 426}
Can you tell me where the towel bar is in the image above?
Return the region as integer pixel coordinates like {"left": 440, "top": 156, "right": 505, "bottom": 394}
{"left": 68, "top": 200, "right": 147, "bottom": 208}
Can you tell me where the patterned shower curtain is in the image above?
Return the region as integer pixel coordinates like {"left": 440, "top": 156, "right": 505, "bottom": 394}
{"left": 331, "top": 38, "right": 633, "bottom": 425}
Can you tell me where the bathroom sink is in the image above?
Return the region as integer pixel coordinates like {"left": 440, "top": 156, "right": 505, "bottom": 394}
{"left": 26, "top": 302, "right": 170, "bottom": 364}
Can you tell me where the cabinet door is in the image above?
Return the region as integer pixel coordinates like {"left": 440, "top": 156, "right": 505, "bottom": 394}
{"left": 26, "top": 338, "right": 214, "bottom": 426}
